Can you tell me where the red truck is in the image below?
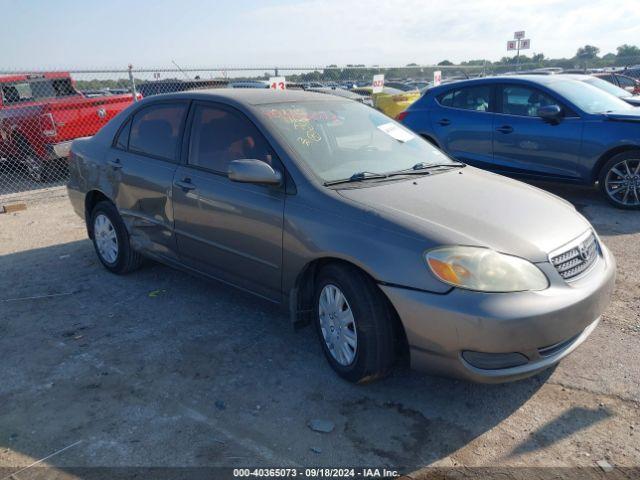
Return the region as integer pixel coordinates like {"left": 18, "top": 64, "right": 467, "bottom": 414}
{"left": 0, "top": 72, "right": 139, "bottom": 181}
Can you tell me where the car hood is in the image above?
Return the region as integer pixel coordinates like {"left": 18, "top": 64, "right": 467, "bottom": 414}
{"left": 603, "top": 109, "right": 640, "bottom": 122}
{"left": 337, "top": 167, "right": 591, "bottom": 263}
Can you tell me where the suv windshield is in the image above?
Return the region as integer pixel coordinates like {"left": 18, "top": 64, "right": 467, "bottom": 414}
{"left": 549, "top": 79, "right": 634, "bottom": 113}
{"left": 257, "top": 100, "right": 455, "bottom": 183}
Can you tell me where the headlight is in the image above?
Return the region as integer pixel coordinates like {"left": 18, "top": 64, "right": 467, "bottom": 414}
{"left": 425, "top": 246, "right": 548, "bottom": 292}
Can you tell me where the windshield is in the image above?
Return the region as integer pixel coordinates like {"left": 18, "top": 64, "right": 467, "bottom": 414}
{"left": 257, "top": 100, "right": 455, "bottom": 183}
{"left": 549, "top": 79, "right": 634, "bottom": 113}
{"left": 583, "top": 77, "right": 632, "bottom": 98}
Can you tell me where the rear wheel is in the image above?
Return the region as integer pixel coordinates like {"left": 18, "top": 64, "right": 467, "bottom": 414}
{"left": 314, "top": 264, "right": 395, "bottom": 383}
{"left": 90, "top": 201, "right": 142, "bottom": 274}
{"left": 598, "top": 151, "right": 640, "bottom": 209}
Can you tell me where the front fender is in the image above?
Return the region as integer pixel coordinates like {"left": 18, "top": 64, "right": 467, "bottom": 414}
{"left": 282, "top": 194, "right": 451, "bottom": 298}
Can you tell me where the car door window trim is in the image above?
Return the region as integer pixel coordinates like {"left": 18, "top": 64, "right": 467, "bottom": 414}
{"left": 111, "top": 100, "right": 191, "bottom": 162}
{"left": 183, "top": 100, "right": 287, "bottom": 183}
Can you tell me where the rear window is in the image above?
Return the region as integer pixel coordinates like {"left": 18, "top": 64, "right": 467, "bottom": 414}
{"left": 128, "top": 103, "right": 188, "bottom": 161}
{"left": 1, "top": 78, "right": 77, "bottom": 105}
{"left": 437, "top": 85, "right": 491, "bottom": 111}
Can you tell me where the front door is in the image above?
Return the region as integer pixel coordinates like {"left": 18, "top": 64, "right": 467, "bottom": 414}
{"left": 107, "top": 101, "right": 189, "bottom": 260}
{"left": 172, "top": 102, "right": 285, "bottom": 301}
{"left": 492, "top": 84, "right": 583, "bottom": 180}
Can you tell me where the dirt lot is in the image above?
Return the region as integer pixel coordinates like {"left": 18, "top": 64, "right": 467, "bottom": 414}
{"left": 0, "top": 182, "right": 639, "bottom": 478}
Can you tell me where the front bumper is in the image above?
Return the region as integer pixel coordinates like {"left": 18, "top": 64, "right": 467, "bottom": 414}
{"left": 380, "top": 243, "right": 616, "bottom": 383}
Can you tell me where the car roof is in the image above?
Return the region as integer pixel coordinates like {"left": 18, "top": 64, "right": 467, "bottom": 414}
{"left": 148, "top": 88, "right": 340, "bottom": 106}
{"left": 427, "top": 74, "right": 586, "bottom": 94}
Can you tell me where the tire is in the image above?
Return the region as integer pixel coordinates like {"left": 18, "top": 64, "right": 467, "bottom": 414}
{"left": 90, "top": 201, "right": 143, "bottom": 274}
{"left": 598, "top": 151, "right": 640, "bottom": 210}
{"left": 314, "top": 263, "right": 395, "bottom": 383}
{"left": 21, "top": 147, "right": 51, "bottom": 183}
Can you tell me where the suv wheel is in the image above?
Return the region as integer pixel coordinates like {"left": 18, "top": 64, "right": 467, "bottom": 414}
{"left": 314, "top": 264, "right": 395, "bottom": 383}
{"left": 90, "top": 201, "right": 142, "bottom": 274}
{"left": 599, "top": 151, "right": 640, "bottom": 209}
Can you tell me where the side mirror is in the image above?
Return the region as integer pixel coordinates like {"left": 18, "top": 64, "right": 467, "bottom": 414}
{"left": 538, "top": 104, "right": 562, "bottom": 122}
{"left": 228, "top": 159, "right": 282, "bottom": 185}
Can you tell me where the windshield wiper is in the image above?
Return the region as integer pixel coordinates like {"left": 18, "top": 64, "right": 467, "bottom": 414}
{"left": 324, "top": 171, "right": 388, "bottom": 186}
{"left": 386, "top": 161, "right": 466, "bottom": 177}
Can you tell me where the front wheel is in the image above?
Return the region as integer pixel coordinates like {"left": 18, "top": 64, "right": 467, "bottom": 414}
{"left": 90, "top": 201, "right": 142, "bottom": 274}
{"left": 598, "top": 151, "right": 640, "bottom": 209}
{"left": 314, "top": 264, "right": 396, "bottom": 383}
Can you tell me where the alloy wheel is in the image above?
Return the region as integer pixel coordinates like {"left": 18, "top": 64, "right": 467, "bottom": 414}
{"left": 605, "top": 158, "right": 640, "bottom": 207}
{"left": 318, "top": 284, "right": 358, "bottom": 366}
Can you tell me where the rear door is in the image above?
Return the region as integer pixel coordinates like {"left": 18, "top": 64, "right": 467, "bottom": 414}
{"left": 492, "top": 83, "right": 583, "bottom": 180}
{"left": 430, "top": 83, "right": 495, "bottom": 167}
{"left": 172, "top": 102, "right": 285, "bottom": 301}
{"left": 106, "top": 101, "right": 189, "bottom": 260}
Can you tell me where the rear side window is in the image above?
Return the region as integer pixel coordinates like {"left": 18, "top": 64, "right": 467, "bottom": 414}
{"left": 501, "top": 86, "right": 555, "bottom": 117}
{"left": 438, "top": 85, "right": 491, "bottom": 112}
{"left": 114, "top": 119, "right": 131, "bottom": 150}
{"left": 188, "top": 104, "right": 274, "bottom": 174}
{"left": 129, "top": 103, "right": 188, "bottom": 161}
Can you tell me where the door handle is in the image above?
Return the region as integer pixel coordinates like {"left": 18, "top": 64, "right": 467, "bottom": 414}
{"left": 174, "top": 178, "right": 196, "bottom": 191}
{"left": 497, "top": 125, "right": 514, "bottom": 134}
{"left": 107, "top": 158, "right": 123, "bottom": 170}
{"left": 437, "top": 118, "right": 451, "bottom": 126}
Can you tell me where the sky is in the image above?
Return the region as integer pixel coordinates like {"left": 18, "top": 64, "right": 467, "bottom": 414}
{"left": 1, "top": 0, "right": 639, "bottom": 71}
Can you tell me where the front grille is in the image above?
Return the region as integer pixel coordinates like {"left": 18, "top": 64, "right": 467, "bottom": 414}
{"left": 550, "top": 232, "right": 599, "bottom": 281}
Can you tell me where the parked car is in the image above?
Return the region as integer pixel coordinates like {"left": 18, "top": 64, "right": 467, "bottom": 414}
{"left": 384, "top": 81, "right": 419, "bottom": 92}
{"left": 399, "top": 75, "right": 640, "bottom": 209}
{"left": 137, "top": 79, "right": 227, "bottom": 97}
{"left": 561, "top": 74, "right": 640, "bottom": 107}
{"left": 68, "top": 89, "right": 615, "bottom": 383}
{"left": 307, "top": 87, "right": 373, "bottom": 106}
{"left": 0, "top": 72, "right": 138, "bottom": 181}
{"left": 228, "top": 80, "right": 269, "bottom": 89}
{"left": 593, "top": 72, "right": 640, "bottom": 95}
{"left": 351, "top": 86, "right": 421, "bottom": 118}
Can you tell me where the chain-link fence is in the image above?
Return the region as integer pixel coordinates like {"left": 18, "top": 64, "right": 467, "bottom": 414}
{"left": 2, "top": 63, "right": 639, "bottom": 201}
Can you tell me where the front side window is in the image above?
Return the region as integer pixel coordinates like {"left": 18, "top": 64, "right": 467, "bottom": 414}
{"left": 501, "top": 86, "right": 556, "bottom": 117}
{"left": 438, "top": 85, "right": 491, "bottom": 112}
{"left": 129, "top": 103, "right": 188, "bottom": 161}
{"left": 257, "top": 100, "right": 456, "bottom": 184}
{"left": 188, "top": 105, "right": 274, "bottom": 174}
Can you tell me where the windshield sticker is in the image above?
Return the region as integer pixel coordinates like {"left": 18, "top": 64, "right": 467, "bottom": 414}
{"left": 377, "top": 122, "right": 415, "bottom": 143}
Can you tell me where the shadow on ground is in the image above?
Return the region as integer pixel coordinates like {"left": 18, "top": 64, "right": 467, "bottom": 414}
{"left": 0, "top": 238, "right": 611, "bottom": 476}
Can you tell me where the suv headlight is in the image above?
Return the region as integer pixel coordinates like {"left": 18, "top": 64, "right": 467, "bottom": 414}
{"left": 426, "top": 246, "right": 548, "bottom": 292}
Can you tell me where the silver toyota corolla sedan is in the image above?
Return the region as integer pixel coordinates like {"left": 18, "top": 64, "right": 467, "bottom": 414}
{"left": 67, "top": 89, "right": 616, "bottom": 383}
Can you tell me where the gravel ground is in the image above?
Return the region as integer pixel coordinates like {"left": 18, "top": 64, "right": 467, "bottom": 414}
{"left": 0, "top": 183, "right": 638, "bottom": 479}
